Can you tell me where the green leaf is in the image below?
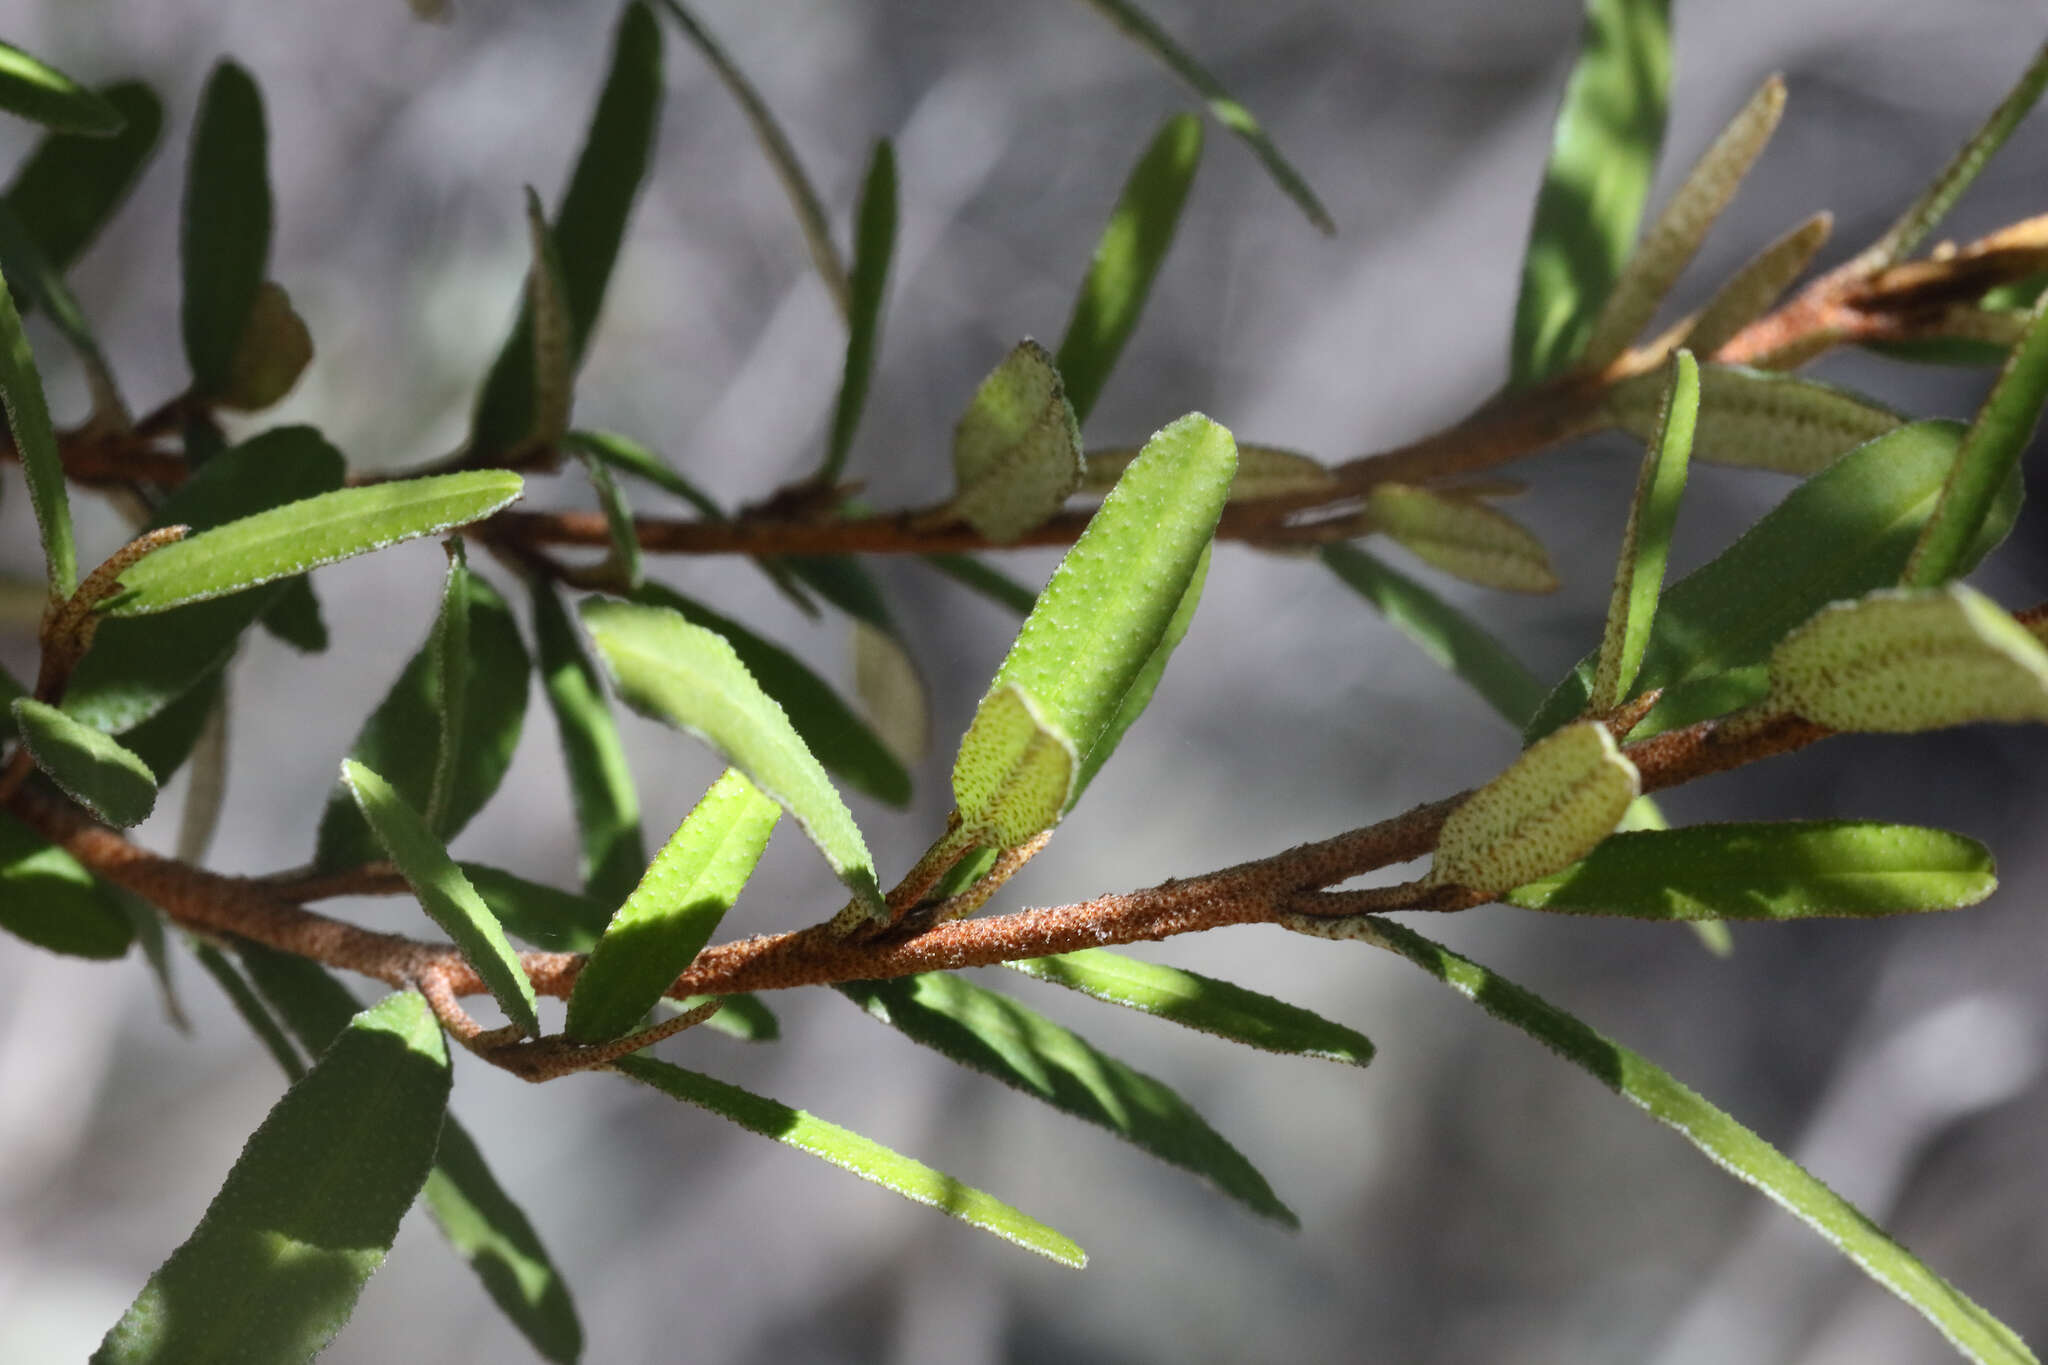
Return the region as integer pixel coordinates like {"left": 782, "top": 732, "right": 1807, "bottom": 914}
{"left": 842, "top": 973, "right": 1294, "bottom": 1225}
{"left": 93, "top": 990, "right": 452, "bottom": 1365}
{"left": 113, "top": 891, "right": 186, "bottom": 1030}
{"left": 948, "top": 339, "right": 1085, "bottom": 542}
{"left": 1367, "top": 482, "right": 1558, "bottom": 593}
{"left": 532, "top": 580, "right": 645, "bottom": 905}
{"left": 1084, "top": 441, "right": 1335, "bottom": 502}
{"left": 259, "top": 576, "right": 328, "bottom": 653}
{"left": 103, "top": 471, "right": 525, "bottom": 616}
{"left": 315, "top": 570, "right": 530, "bottom": 870}
{"left": 851, "top": 618, "right": 930, "bottom": 765}
{"left": 1856, "top": 39, "right": 2048, "bottom": 271}
{"left": 193, "top": 942, "right": 303, "bottom": 1076}
{"left": 1007, "top": 947, "right": 1373, "bottom": 1064}
{"left": 1289, "top": 913, "right": 2039, "bottom": 1365}
{"left": 1603, "top": 363, "right": 1903, "bottom": 477}
{"left": 1510, "top": 0, "right": 1672, "bottom": 388}
{"left": 617, "top": 1054, "right": 1085, "bottom": 1265}
{"left": 0, "top": 255, "right": 73, "bottom": 593}
{"left": 1428, "top": 721, "right": 1639, "bottom": 895}
{"left": 951, "top": 684, "right": 1078, "bottom": 850}
{"left": 115, "top": 673, "right": 221, "bottom": 786}
{"left": 519, "top": 187, "right": 575, "bottom": 451}
{"left": 0, "top": 200, "right": 123, "bottom": 421}
{"left": 1054, "top": 113, "right": 1203, "bottom": 424}
{"left": 923, "top": 553, "right": 1038, "bottom": 615}
{"left": 1525, "top": 419, "right": 2018, "bottom": 742}
{"left": 0, "top": 39, "right": 125, "bottom": 135}
{"left": 471, "top": 0, "right": 662, "bottom": 458}
{"left": 656, "top": 0, "right": 847, "bottom": 313}
{"left": 422, "top": 544, "right": 474, "bottom": 836}
{"left": 1590, "top": 349, "right": 1696, "bottom": 712}
{"left": 1578, "top": 77, "right": 1786, "bottom": 373}
{"left": 565, "top": 427, "right": 721, "bottom": 518}
{"left": 1682, "top": 211, "right": 1832, "bottom": 359}
{"left": 567, "top": 768, "right": 778, "bottom": 1042}
{"left": 342, "top": 758, "right": 540, "bottom": 1035}
{"left": 1072, "top": 541, "right": 1207, "bottom": 800}
{"left": 962, "top": 412, "right": 1234, "bottom": 836}
{"left": 233, "top": 944, "right": 583, "bottom": 1363}
{"left": 1319, "top": 544, "right": 1547, "bottom": 728}
{"left": 818, "top": 139, "right": 895, "bottom": 484}
{"left": 581, "top": 596, "right": 883, "bottom": 913}
{"left": 63, "top": 429, "right": 342, "bottom": 734}
{"left": 215, "top": 279, "right": 313, "bottom": 412}
{"left": 1072, "top": 0, "right": 1331, "bottom": 234}
{"left": 1505, "top": 821, "right": 1997, "bottom": 919}
{"left": 1906, "top": 294, "right": 2048, "bottom": 587}
{"left": 631, "top": 581, "right": 910, "bottom": 805}
{"left": 12, "top": 698, "right": 158, "bottom": 827}
{"left": 2, "top": 81, "right": 161, "bottom": 274}
{"left": 180, "top": 61, "right": 271, "bottom": 396}
{"left": 0, "top": 810, "right": 133, "bottom": 958}
{"left": 579, "top": 446, "right": 643, "bottom": 587}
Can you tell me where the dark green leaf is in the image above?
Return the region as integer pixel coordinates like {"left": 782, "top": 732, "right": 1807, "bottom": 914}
{"left": 532, "top": 580, "right": 645, "bottom": 905}
{"left": 567, "top": 768, "right": 778, "bottom": 1042}
{"left": 112, "top": 891, "right": 186, "bottom": 1030}
{"left": 1590, "top": 348, "right": 1696, "bottom": 711}
{"left": 1510, "top": 0, "right": 1672, "bottom": 387}
{"left": 192, "top": 941, "right": 305, "bottom": 1078}
{"left": 0, "top": 39, "right": 125, "bottom": 135}
{"left": 93, "top": 990, "right": 452, "bottom": 1365}
{"left": 471, "top": 2, "right": 663, "bottom": 459}
{"left": 0, "top": 255, "right": 73, "bottom": 593}
{"left": 259, "top": 576, "right": 328, "bottom": 652}
{"left": 1054, "top": 113, "right": 1202, "bottom": 424}
{"left": 180, "top": 61, "right": 271, "bottom": 395}
{"left": 0, "top": 811, "right": 133, "bottom": 958}
{"left": 819, "top": 140, "right": 895, "bottom": 483}
{"left": 1291, "top": 913, "right": 2037, "bottom": 1365}
{"left": 3, "top": 81, "right": 162, "bottom": 273}
{"left": 1073, "top": 0, "right": 1331, "bottom": 233}
{"left": 0, "top": 200, "right": 123, "bottom": 420}
{"left": 1007, "top": 947, "right": 1373, "bottom": 1064}
{"left": 922, "top": 553, "right": 1038, "bottom": 615}
{"left": 564, "top": 427, "right": 721, "bottom": 518}
{"left": 1320, "top": 544, "right": 1547, "bottom": 728}
{"left": 12, "top": 698, "right": 158, "bottom": 826}
{"left": 617, "top": 1054, "right": 1086, "bottom": 1265}
{"left": 579, "top": 448, "right": 643, "bottom": 588}
{"left": 841, "top": 973, "right": 1295, "bottom": 1225}
{"left": 315, "top": 570, "right": 530, "bottom": 870}
{"left": 581, "top": 595, "right": 883, "bottom": 912}
{"left": 115, "top": 673, "right": 220, "bottom": 785}
{"left": 342, "top": 758, "right": 539, "bottom": 1035}
{"left": 631, "top": 581, "right": 911, "bottom": 807}
{"left": 458, "top": 862, "right": 614, "bottom": 952}
{"left": 423, "top": 543, "right": 474, "bottom": 836}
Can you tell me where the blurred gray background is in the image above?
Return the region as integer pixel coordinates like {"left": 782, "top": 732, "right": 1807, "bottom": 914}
{"left": 3, "top": 0, "right": 2048, "bottom": 1361}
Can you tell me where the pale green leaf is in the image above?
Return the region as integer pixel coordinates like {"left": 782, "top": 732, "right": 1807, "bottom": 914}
{"left": 1682, "top": 211, "right": 1832, "bottom": 359}
{"left": 819, "top": 139, "right": 895, "bottom": 483}
{"left": 1603, "top": 363, "right": 1903, "bottom": 476}
{"left": 180, "top": 61, "right": 270, "bottom": 396}
{"left": 1072, "top": 541, "right": 1208, "bottom": 799}
{"left": 1084, "top": 441, "right": 1335, "bottom": 502}
{"left": 342, "top": 759, "right": 540, "bottom": 1036}
{"left": 12, "top": 698, "right": 158, "bottom": 827}
{"left": 1590, "top": 348, "right": 1696, "bottom": 712}
{"left": 1429, "top": 721, "right": 1639, "bottom": 894}
{"left": 952, "top": 683, "right": 1078, "bottom": 849}
{"left": 851, "top": 619, "right": 930, "bottom": 765}
{"left": 0, "top": 38, "right": 125, "bottom": 135}
{"left": 1367, "top": 482, "right": 1558, "bottom": 593}
{"left": 949, "top": 339, "right": 1084, "bottom": 542}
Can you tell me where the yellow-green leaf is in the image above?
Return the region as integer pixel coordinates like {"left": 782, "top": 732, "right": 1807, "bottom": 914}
{"left": 949, "top": 339, "right": 1084, "bottom": 542}
{"left": 1428, "top": 721, "right": 1639, "bottom": 894}
{"left": 1590, "top": 348, "right": 1696, "bottom": 712}
{"left": 1367, "top": 482, "right": 1558, "bottom": 593}
{"left": 12, "top": 698, "right": 158, "bottom": 827}
{"left": 952, "top": 683, "right": 1079, "bottom": 850}
{"left": 1603, "top": 363, "right": 1903, "bottom": 476}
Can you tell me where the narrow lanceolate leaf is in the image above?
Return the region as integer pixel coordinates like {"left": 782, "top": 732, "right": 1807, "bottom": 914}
{"left": 472, "top": 1, "right": 662, "bottom": 458}
{"left": 1603, "top": 363, "right": 1902, "bottom": 476}
{"left": 1505, "top": 821, "right": 1997, "bottom": 920}
{"left": 567, "top": 769, "right": 779, "bottom": 1042}
{"left": 65, "top": 427, "right": 346, "bottom": 733}
{"left": 1073, "top": 0, "right": 1331, "bottom": 234}
{"left": 1767, "top": 585, "right": 2048, "bottom": 733}
{"left": 180, "top": 61, "right": 271, "bottom": 396}
{"left": 0, "top": 260, "right": 73, "bottom": 591}
{"left": 423, "top": 545, "right": 474, "bottom": 837}
{"left": 1905, "top": 293, "right": 2048, "bottom": 587}
{"left": 0, "top": 201, "right": 124, "bottom": 421}
{"left": 0, "top": 39, "right": 125, "bottom": 135}
{"left": 1073, "top": 542, "right": 1207, "bottom": 799}
{"left": 216, "top": 280, "right": 312, "bottom": 412}
{"left": 1288, "top": 914, "right": 2039, "bottom": 1365}
{"left": 532, "top": 580, "right": 645, "bottom": 905}
{"left": 0, "top": 811, "right": 132, "bottom": 958}
{"left": 233, "top": 945, "right": 583, "bottom": 1363}
{"left": 342, "top": 759, "right": 539, "bottom": 1035}
{"left": 565, "top": 428, "right": 721, "bottom": 517}
{"left": 1367, "top": 483, "right": 1558, "bottom": 593}
{"left": 1524, "top": 419, "right": 2017, "bottom": 742}
{"left": 1428, "top": 721, "right": 1639, "bottom": 894}
{"left": 1321, "top": 545, "right": 1548, "bottom": 728}
{"left": 581, "top": 596, "right": 882, "bottom": 913}
{"left": 1682, "top": 211, "right": 1832, "bottom": 359}
{"left": 93, "top": 991, "right": 452, "bottom": 1365}
{"left": 955, "top": 414, "right": 1234, "bottom": 844}
{"left": 656, "top": 0, "right": 847, "bottom": 312}
{"left": 841, "top": 973, "right": 1295, "bottom": 1225}
{"left": 1590, "top": 349, "right": 1697, "bottom": 712}
{"left": 579, "top": 446, "right": 643, "bottom": 587}
{"left": 316, "top": 571, "right": 529, "bottom": 870}
{"left": 521, "top": 187, "right": 574, "bottom": 450}
{"left": 1054, "top": 113, "right": 1203, "bottom": 424}
{"left": 819, "top": 140, "right": 895, "bottom": 484}
{"left": 12, "top": 699, "right": 158, "bottom": 827}
{"left": 103, "top": 471, "right": 525, "bottom": 615}
{"left": 1511, "top": 0, "right": 1672, "bottom": 387}
{"left": 115, "top": 675, "right": 221, "bottom": 787}
{"left": 1007, "top": 947, "right": 1374, "bottom": 1065}
{"left": 3, "top": 81, "right": 161, "bottom": 273}
{"left": 1084, "top": 441, "right": 1335, "bottom": 501}
{"left": 618, "top": 1054, "right": 1085, "bottom": 1265}
{"left": 852, "top": 620, "right": 930, "bottom": 765}
{"left": 949, "top": 339, "right": 1084, "bottom": 542}
{"left": 1579, "top": 76, "right": 1787, "bottom": 373}
{"left": 1856, "top": 39, "right": 2048, "bottom": 272}
{"left": 923, "top": 553, "right": 1038, "bottom": 615}
{"left": 632, "top": 582, "right": 910, "bottom": 806}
